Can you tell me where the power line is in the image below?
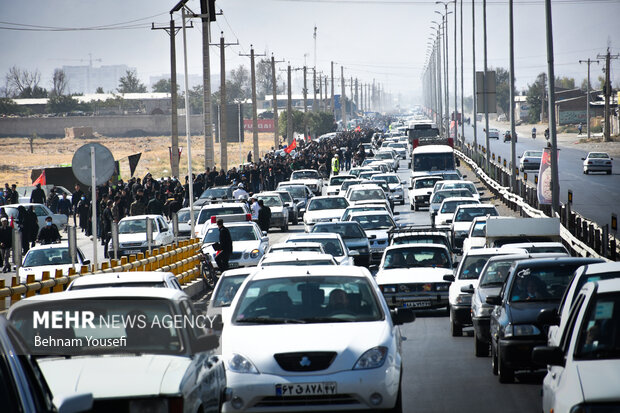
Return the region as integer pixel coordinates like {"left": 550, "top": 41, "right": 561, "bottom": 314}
{"left": 0, "top": 11, "right": 169, "bottom": 31}
{"left": 274, "top": 0, "right": 619, "bottom": 4}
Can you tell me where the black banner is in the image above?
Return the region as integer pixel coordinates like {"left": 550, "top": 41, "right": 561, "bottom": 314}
{"left": 128, "top": 153, "right": 142, "bottom": 178}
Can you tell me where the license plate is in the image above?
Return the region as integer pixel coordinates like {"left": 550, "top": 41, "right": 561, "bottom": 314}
{"left": 404, "top": 301, "right": 431, "bottom": 308}
{"left": 228, "top": 262, "right": 239, "bottom": 268}
{"left": 125, "top": 250, "right": 141, "bottom": 255}
{"left": 276, "top": 382, "right": 337, "bottom": 397}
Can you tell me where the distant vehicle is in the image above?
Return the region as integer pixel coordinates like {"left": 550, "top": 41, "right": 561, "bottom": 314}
{"left": 258, "top": 251, "right": 337, "bottom": 267}
{"left": 194, "top": 202, "right": 251, "bottom": 238}
{"left": 15, "top": 184, "right": 73, "bottom": 204}
{"left": 109, "top": 214, "right": 174, "bottom": 258}
{"left": 67, "top": 271, "right": 182, "bottom": 291}
{"left": 194, "top": 185, "right": 235, "bottom": 207}
{"left": 311, "top": 221, "right": 372, "bottom": 267}
{"left": 254, "top": 192, "right": 289, "bottom": 231}
{"left": 519, "top": 150, "right": 543, "bottom": 172}
{"left": 286, "top": 233, "right": 355, "bottom": 266}
{"left": 487, "top": 128, "right": 500, "bottom": 139}
{"left": 503, "top": 130, "right": 517, "bottom": 142}
{"left": 276, "top": 183, "right": 313, "bottom": 218}
{"left": 175, "top": 206, "right": 200, "bottom": 238}
{"left": 288, "top": 169, "right": 323, "bottom": 195}
{"left": 1, "top": 203, "right": 68, "bottom": 230}
{"left": 303, "top": 196, "right": 349, "bottom": 232}
{"left": 582, "top": 151, "right": 613, "bottom": 174}
{"left": 409, "top": 175, "right": 444, "bottom": 211}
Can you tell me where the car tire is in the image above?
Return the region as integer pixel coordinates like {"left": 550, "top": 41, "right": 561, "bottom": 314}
{"left": 584, "top": 169, "right": 589, "bottom": 174}
{"left": 281, "top": 223, "right": 288, "bottom": 231}
{"left": 607, "top": 170, "right": 611, "bottom": 175}
{"left": 450, "top": 308, "right": 462, "bottom": 337}
{"left": 292, "top": 216, "right": 298, "bottom": 225}
{"left": 498, "top": 350, "right": 514, "bottom": 383}
{"left": 491, "top": 340, "right": 499, "bottom": 376}
{"left": 410, "top": 203, "right": 415, "bottom": 211}
{"left": 474, "top": 330, "right": 489, "bottom": 357}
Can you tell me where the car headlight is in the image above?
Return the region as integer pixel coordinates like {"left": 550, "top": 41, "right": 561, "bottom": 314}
{"left": 503, "top": 323, "right": 541, "bottom": 338}
{"left": 455, "top": 294, "right": 472, "bottom": 305}
{"left": 353, "top": 346, "right": 388, "bottom": 370}
{"left": 227, "top": 353, "right": 259, "bottom": 374}
{"left": 250, "top": 249, "right": 260, "bottom": 258}
{"left": 474, "top": 304, "right": 493, "bottom": 317}
{"left": 382, "top": 285, "right": 397, "bottom": 293}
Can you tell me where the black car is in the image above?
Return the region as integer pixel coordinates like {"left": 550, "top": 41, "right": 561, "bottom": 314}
{"left": 487, "top": 257, "right": 604, "bottom": 383}
{"left": 311, "top": 221, "right": 372, "bottom": 267}
{"left": 194, "top": 185, "right": 235, "bottom": 207}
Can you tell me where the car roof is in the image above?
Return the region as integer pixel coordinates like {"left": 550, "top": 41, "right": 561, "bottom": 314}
{"left": 309, "top": 196, "right": 347, "bottom": 201}
{"left": 484, "top": 252, "right": 567, "bottom": 263}
{"left": 349, "top": 211, "right": 392, "bottom": 217}
{"left": 386, "top": 243, "right": 449, "bottom": 252}
{"left": 248, "top": 265, "right": 371, "bottom": 282}
{"left": 69, "top": 271, "right": 176, "bottom": 286}
{"left": 589, "top": 278, "right": 620, "bottom": 294}
{"left": 292, "top": 169, "right": 319, "bottom": 173}
{"left": 580, "top": 262, "right": 620, "bottom": 276}
{"left": 288, "top": 233, "right": 343, "bottom": 240}
{"left": 512, "top": 257, "right": 605, "bottom": 268}
{"left": 120, "top": 214, "right": 164, "bottom": 220}
{"left": 271, "top": 242, "right": 323, "bottom": 249}
{"left": 439, "top": 197, "right": 479, "bottom": 204}
{"left": 501, "top": 242, "right": 565, "bottom": 248}
{"left": 348, "top": 184, "right": 383, "bottom": 190}
{"left": 463, "top": 247, "right": 528, "bottom": 257}
{"left": 24, "top": 242, "right": 72, "bottom": 251}
{"left": 261, "top": 252, "right": 335, "bottom": 263}
{"left": 220, "top": 267, "right": 256, "bottom": 277}
{"left": 455, "top": 203, "right": 496, "bottom": 210}
{"left": 200, "top": 202, "right": 246, "bottom": 208}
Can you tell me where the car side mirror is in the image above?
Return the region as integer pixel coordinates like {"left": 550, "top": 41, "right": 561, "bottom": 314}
{"left": 262, "top": 231, "right": 268, "bottom": 236}
{"left": 193, "top": 334, "right": 220, "bottom": 352}
{"left": 443, "top": 274, "right": 455, "bottom": 282}
{"left": 537, "top": 308, "right": 560, "bottom": 326}
{"left": 460, "top": 284, "right": 475, "bottom": 294}
{"left": 54, "top": 392, "right": 93, "bottom": 413}
{"left": 391, "top": 308, "right": 415, "bottom": 325}
{"left": 82, "top": 260, "right": 90, "bottom": 265}
{"left": 531, "top": 346, "right": 565, "bottom": 367}
{"left": 485, "top": 295, "right": 501, "bottom": 306}
{"left": 581, "top": 157, "right": 586, "bottom": 161}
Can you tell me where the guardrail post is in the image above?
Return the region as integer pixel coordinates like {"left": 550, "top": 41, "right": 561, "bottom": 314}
{"left": 40, "top": 271, "right": 50, "bottom": 295}
{"left": 120, "top": 256, "right": 128, "bottom": 266}
{"left": 128, "top": 255, "right": 136, "bottom": 271}
{"left": 582, "top": 221, "right": 588, "bottom": 242}
{"left": 602, "top": 225, "right": 609, "bottom": 258}
{"left": 80, "top": 265, "right": 89, "bottom": 275}
{"left": 137, "top": 253, "right": 145, "bottom": 271}
{"left": 101, "top": 261, "right": 109, "bottom": 270}
{"left": 610, "top": 238, "right": 617, "bottom": 261}
{"left": 25, "top": 274, "right": 35, "bottom": 298}
{"left": 594, "top": 228, "right": 602, "bottom": 254}
{"left": 0, "top": 280, "right": 5, "bottom": 310}
{"left": 54, "top": 269, "right": 65, "bottom": 293}
{"left": 588, "top": 224, "right": 595, "bottom": 248}
{"left": 11, "top": 277, "right": 20, "bottom": 304}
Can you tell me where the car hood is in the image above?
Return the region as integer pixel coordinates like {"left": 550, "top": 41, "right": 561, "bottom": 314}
{"left": 38, "top": 355, "right": 192, "bottom": 398}
{"left": 451, "top": 222, "right": 472, "bottom": 232}
{"left": 376, "top": 267, "right": 453, "bottom": 284}
{"left": 19, "top": 264, "right": 78, "bottom": 282}
{"left": 577, "top": 360, "right": 620, "bottom": 402}
{"left": 476, "top": 285, "right": 502, "bottom": 303}
{"left": 304, "top": 210, "right": 346, "bottom": 221}
{"left": 506, "top": 301, "right": 559, "bottom": 324}
{"left": 222, "top": 321, "right": 390, "bottom": 374}
{"left": 118, "top": 233, "right": 148, "bottom": 243}
{"left": 365, "top": 229, "right": 389, "bottom": 240}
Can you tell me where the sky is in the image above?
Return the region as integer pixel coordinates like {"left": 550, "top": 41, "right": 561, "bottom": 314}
{"left": 1, "top": 0, "right": 619, "bottom": 106}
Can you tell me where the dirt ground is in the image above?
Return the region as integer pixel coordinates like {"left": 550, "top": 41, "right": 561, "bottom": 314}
{"left": 0, "top": 132, "right": 280, "bottom": 186}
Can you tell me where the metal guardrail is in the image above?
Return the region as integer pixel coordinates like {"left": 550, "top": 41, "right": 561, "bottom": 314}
{"left": 0, "top": 238, "right": 202, "bottom": 307}
{"left": 455, "top": 146, "right": 613, "bottom": 260}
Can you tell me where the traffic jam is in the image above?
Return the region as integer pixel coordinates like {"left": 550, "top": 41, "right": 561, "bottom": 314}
{"left": 3, "top": 114, "right": 620, "bottom": 413}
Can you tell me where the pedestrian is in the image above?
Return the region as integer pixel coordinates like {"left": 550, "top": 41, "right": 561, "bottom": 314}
{"left": 47, "top": 187, "right": 60, "bottom": 213}
{"left": 101, "top": 200, "right": 114, "bottom": 258}
{"left": 30, "top": 183, "right": 46, "bottom": 204}
{"left": 0, "top": 217, "right": 12, "bottom": 272}
{"left": 130, "top": 195, "right": 147, "bottom": 216}
{"left": 147, "top": 192, "right": 164, "bottom": 216}
{"left": 578, "top": 123, "right": 583, "bottom": 135}
{"left": 213, "top": 218, "right": 233, "bottom": 272}
{"left": 77, "top": 195, "right": 90, "bottom": 233}
{"left": 257, "top": 199, "right": 271, "bottom": 233}
{"left": 36, "top": 216, "right": 61, "bottom": 245}
{"left": 233, "top": 183, "right": 249, "bottom": 200}
{"left": 250, "top": 197, "right": 260, "bottom": 220}
{"left": 247, "top": 151, "right": 252, "bottom": 163}
{"left": 72, "top": 184, "right": 83, "bottom": 227}
{"left": 331, "top": 154, "right": 340, "bottom": 176}
{"left": 58, "top": 193, "right": 72, "bottom": 222}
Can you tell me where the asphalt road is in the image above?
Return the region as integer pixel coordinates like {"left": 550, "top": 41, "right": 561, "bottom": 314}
{"left": 461, "top": 122, "right": 620, "bottom": 230}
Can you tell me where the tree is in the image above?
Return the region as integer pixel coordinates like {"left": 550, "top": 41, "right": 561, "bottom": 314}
{"left": 526, "top": 72, "right": 547, "bottom": 123}
{"left": 493, "top": 67, "right": 510, "bottom": 115}
{"left": 0, "top": 97, "right": 21, "bottom": 115}
{"left": 256, "top": 58, "right": 283, "bottom": 99}
{"left": 117, "top": 69, "right": 147, "bottom": 93}
{"left": 4, "top": 66, "right": 45, "bottom": 98}
{"left": 95, "top": 86, "right": 105, "bottom": 94}
{"left": 152, "top": 78, "right": 178, "bottom": 93}
{"left": 47, "top": 95, "right": 80, "bottom": 113}
{"left": 227, "top": 65, "right": 250, "bottom": 103}
{"left": 50, "top": 69, "right": 68, "bottom": 97}
{"left": 555, "top": 76, "right": 575, "bottom": 89}
{"left": 307, "top": 111, "right": 336, "bottom": 137}
{"left": 278, "top": 109, "right": 305, "bottom": 137}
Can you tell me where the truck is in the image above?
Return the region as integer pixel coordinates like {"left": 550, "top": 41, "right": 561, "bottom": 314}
{"left": 484, "top": 217, "right": 561, "bottom": 248}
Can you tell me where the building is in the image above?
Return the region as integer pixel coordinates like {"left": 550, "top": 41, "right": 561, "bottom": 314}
{"left": 63, "top": 64, "right": 133, "bottom": 94}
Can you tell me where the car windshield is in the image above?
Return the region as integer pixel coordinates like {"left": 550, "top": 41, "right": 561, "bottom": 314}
{"left": 280, "top": 186, "right": 306, "bottom": 198}
{"left": 440, "top": 200, "right": 477, "bottom": 214}
{"left": 10, "top": 299, "right": 184, "bottom": 355}
{"left": 198, "top": 207, "right": 245, "bottom": 224}
{"left": 375, "top": 152, "right": 393, "bottom": 160}
{"left": 459, "top": 254, "right": 494, "bottom": 280}
{"left": 177, "top": 209, "right": 198, "bottom": 223}
{"left": 257, "top": 195, "right": 282, "bottom": 207}
{"left": 589, "top": 153, "right": 609, "bottom": 159}
{"left": 203, "top": 225, "right": 257, "bottom": 243}
{"left": 509, "top": 266, "right": 575, "bottom": 302}
{"left": 351, "top": 214, "right": 394, "bottom": 230}
{"left": 350, "top": 188, "right": 384, "bottom": 201}
{"left": 329, "top": 176, "right": 354, "bottom": 186}
{"left": 471, "top": 222, "right": 487, "bottom": 237}
{"left": 373, "top": 175, "right": 399, "bottom": 184}
{"left": 479, "top": 261, "right": 514, "bottom": 286}
{"left": 232, "top": 276, "right": 383, "bottom": 324}
{"left": 291, "top": 170, "right": 320, "bottom": 180}
{"left": 200, "top": 187, "right": 231, "bottom": 199}
{"left": 311, "top": 223, "right": 365, "bottom": 239}
{"left": 289, "top": 238, "right": 344, "bottom": 257}
{"left": 431, "top": 190, "right": 472, "bottom": 204}
{"left": 415, "top": 178, "right": 440, "bottom": 189}
{"left": 118, "top": 219, "right": 158, "bottom": 234}
{"left": 278, "top": 192, "right": 293, "bottom": 203}
{"left": 454, "top": 207, "right": 498, "bottom": 222}
{"left": 574, "top": 292, "right": 620, "bottom": 360}
{"left": 383, "top": 247, "right": 450, "bottom": 269}
{"left": 569, "top": 272, "right": 620, "bottom": 308}
{"left": 307, "top": 197, "right": 348, "bottom": 211}
{"left": 443, "top": 182, "right": 476, "bottom": 194}
{"left": 262, "top": 259, "right": 335, "bottom": 266}
{"left": 23, "top": 247, "right": 72, "bottom": 267}
{"left": 213, "top": 275, "right": 249, "bottom": 307}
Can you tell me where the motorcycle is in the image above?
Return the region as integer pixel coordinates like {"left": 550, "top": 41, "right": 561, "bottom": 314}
{"left": 532, "top": 131, "right": 536, "bottom": 139}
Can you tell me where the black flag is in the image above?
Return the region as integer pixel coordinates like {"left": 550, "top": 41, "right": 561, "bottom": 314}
{"left": 128, "top": 153, "right": 142, "bottom": 177}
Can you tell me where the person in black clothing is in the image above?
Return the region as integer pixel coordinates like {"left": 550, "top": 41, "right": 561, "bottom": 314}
{"left": 37, "top": 216, "right": 61, "bottom": 244}
{"left": 213, "top": 218, "right": 233, "bottom": 272}
{"left": 30, "top": 183, "right": 46, "bottom": 204}
{"left": 71, "top": 184, "right": 84, "bottom": 227}
{"left": 147, "top": 192, "right": 164, "bottom": 216}
{"left": 101, "top": 200, "right": 114, "bottom": 258}
{"left": 0, "top": 217, "right": 12, "bottom": 272}
{"left": 257, "top": 199, "right": 271, "bottom": 233}
{"left": 214, "top": 170, "right": 228, "bottom": 186}
{"left": 58, "top": 193, "right": 72, "bottom": 220}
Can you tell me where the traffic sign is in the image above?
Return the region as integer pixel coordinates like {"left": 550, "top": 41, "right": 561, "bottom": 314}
{"left": 71, "top": 143, "right": 115, "bottom": 186}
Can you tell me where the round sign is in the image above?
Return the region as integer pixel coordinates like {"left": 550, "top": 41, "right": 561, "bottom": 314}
{"left": 71, "top": 143, "right": 116, "bottom": 186}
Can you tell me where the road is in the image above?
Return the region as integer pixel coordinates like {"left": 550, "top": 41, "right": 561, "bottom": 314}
{"left": 461, "top": 121, "right": 620, "bottom": 230}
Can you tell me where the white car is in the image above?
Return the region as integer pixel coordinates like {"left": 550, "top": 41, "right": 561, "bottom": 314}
{"left": 110, "top": 214, "right": 174, "bottom": 258}
{"left": 371, "top": 173, "right": 405, "bottom": 205}
{"left": 429, "top": 189, "right": 474, "bottom": 220}
{"left": 8, "top": 288, "right": 226, "bottom": 413}
{"left": 450, "top": 204, "right": 499, "bottom": 251}
{"left": 303, "top": 196, "right": 349, "bottom": 232}
{"left": 286, "top": 233, "right": 356, "bottom": 266}
{"left": 374, "top": 150, "right": 399, "bottom": 171}
{"left": 519, "top": 150, "right": 543, "bottom": 172}
{"left": 461, "top": 216, "right": 488, "bottom": 254}
{"left": 409, "top": 175, "right": 444, "bottom": 211}
{"left": 175, "top": 206, "right": 201, "bottom": 238}
{"left": 66, "top": 271, "right": 183, "bottom": 291}
{"left": 533, "top": 278, "right": 620, "bottom": 413}
{"left": 345, "top": 184, "right": 387, "bottom": 206}
{"left": 325, "top": 175, "right": 356, "bottom": 196}
{"left": 499, "top": 242, "right": 569, "bottom": 255}
{"left": 255, "top": 192, "right": 289, "bottom": 231}
{"left": 435, "top": 197, "right": 480, "bottom": 226}
{"left": 1, "top": 203, "right": 68, "bottom": 230}
{"left": 487, "top": 128, "right": 500, "bottom": 139}
{"left": 582, "top": 151, "right": 613, "bottom": 174}
{"left": 220, "top": 266, "right": 415, "bottom": 412}
{"left": 201, "top": 220, "right": 269, "bottom": 268}
{"left": 340, "top": 204, "right": 392, "bottom": 221}
{"left": 257, "top": 251, "right": 338, "bottom": 267}
{"left": 267, "top": 242, "right": 325, "bottom": 255}
{"left": 347, "top": 211, "right": 395, "bottom": 262}
{"left": 440, "top": 181, "right": 480, "bottom": 201}
{"left": 376, "top": 244, "right": 453, "bottom": 310}
{"left": 195, "top": 202, "right": 251, "bottom": 238}
{"left": 289, "top": 169, "right": 324, "bottom": 195}
{"left": 207, "top": 267, "right": 257, "bottom": 331}
{"left": 18, "top": 242, "right": 88, "bottom": 284}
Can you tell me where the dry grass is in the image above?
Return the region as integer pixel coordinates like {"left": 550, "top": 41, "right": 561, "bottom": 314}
{"left": 0, "top": 132, "right": 280, "bottom": 186}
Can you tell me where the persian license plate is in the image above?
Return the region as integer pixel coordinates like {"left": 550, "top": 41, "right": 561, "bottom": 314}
{"left": 275, "top": 382, "right": 337, "bottom": 397}
{"left": 228, "top": 262, "right": 239, "bottom": 268}
{"left": 125, "top": 250, "right": 141, "bottom": 255}
{"left": 404, "top": 301, "right": 431, "bottom": 308}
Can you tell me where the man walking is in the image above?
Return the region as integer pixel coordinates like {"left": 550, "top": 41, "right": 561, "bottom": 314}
{"left": 30, "top": 183, "right": 46, "bottom": 205}
{"left": 213, "top": 218, "right": 233, "bottom": 272}
{"left": 257, "top": 199, "right": 271, "bottom": 233}
{"left": 331, "top": 154, "right": 340, "bottom": 176}
{"left": 0, "top": 217, "right": 12, "bottom": 273}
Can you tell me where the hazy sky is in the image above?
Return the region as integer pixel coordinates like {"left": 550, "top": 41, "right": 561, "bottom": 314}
{"left": 2, "top": 0, "right": 619, "bottom": 104}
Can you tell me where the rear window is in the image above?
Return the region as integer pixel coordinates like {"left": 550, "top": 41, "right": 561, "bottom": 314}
{"left": 311, "top": 223, "right": 365, "bottom": 239}
{"left": 454, "top": 207, "right": 498, "bottom": 222}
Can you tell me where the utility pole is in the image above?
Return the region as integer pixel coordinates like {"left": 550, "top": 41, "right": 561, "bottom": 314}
{"left": 324, "top": 75, "right": 328, "bottom": 112}
{"left": 303, "top": 65, "right": 308, "bottom": 139}
{"left": 198, "top": 1, "right": 216, "bottom": 170}
{"left": 471, "top": 0, "right": 477, "bottom": 153}
{"left": 545, "top": 0, "right": 560, "bottom": 216}
{"left": 541, "top": 73, "right": 547, "bottom": 122}
{"left": 287, "top": 64, "right": 293, "bottom": 144}
{"left": 341, "top": 66, "right": 347, "bottom": 130}
{"left": 509, "top": 0, "right": 517, "bottom": 192}
{"left": 483, "top": 0, "right": 490, "bottom": 172}
{"left": 319, "top": 75, "right": 323, "bottom": 111}
{"left": 460, "top": 0, "right": 464, "bottom": 147}
{"left": 350, "top": 76, "right": 354, "bottom": 118}
{"left": 313, "top": 26, "right": 318, "bottom": 113}
{"left": 454, "top": 0, "right": 457, "bottom": 141}
{"left": 355, "top": 78, "right": 359, "bottom": 115}
{"left": 271, "top": 55, "right": 284, "bottom": 150}
{"left": 579, "top": 58, "right": 600, "bottom": 140}
{"left": 597, "top": 49, "right": 619, "bottom": 142}
{"left": 239, "top": 46, "right": 266, "bottom": 163}
{"left": 331, "top": 62, "right": 335, "bottom": 117}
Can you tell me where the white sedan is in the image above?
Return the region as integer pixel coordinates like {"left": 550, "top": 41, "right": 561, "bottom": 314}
{"left": 303, "top": 196, "right": 350, "bottom": 232}
{"left": 19, "top": 242, "right": 88, "bottom": 284}
{"left": 288, "top": 169, "right": 324, "bottom": 195}
{"left": 220, "top": 266, "right": 415, "bottom": 412}
{"left": 582, "top": 151, "right": 613, "bottom": 174}
{"left": 201, "top": 221, "right": 269, "bottom": 268}
{"left": 110, "top": 214, "right": 174, "bottom": 258}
